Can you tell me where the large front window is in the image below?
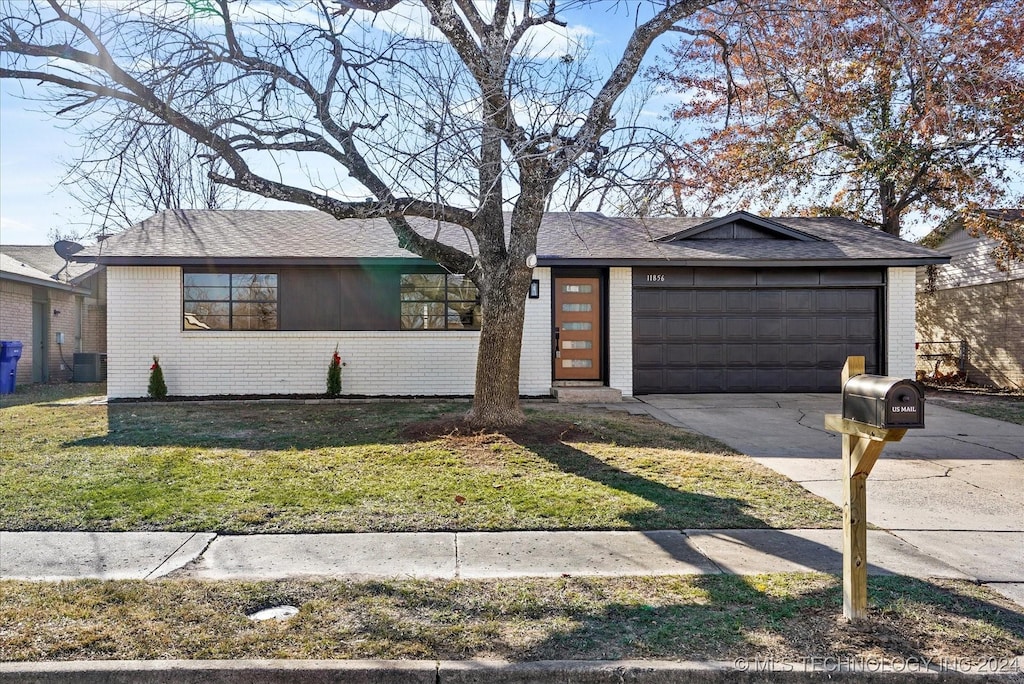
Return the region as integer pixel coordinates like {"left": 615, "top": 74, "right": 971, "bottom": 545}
{"left": 400, "top": 273, "right": 481, "bottom": 330}
{"left": 183, "top": 272, "right": 278, "bottom": 330}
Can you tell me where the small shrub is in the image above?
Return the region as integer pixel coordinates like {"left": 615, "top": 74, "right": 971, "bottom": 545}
{"left": 148, "top": 356, "right": 168, "bottom": 399}
{"left": 326, "top": 348, "right": 344, "bottom": 396}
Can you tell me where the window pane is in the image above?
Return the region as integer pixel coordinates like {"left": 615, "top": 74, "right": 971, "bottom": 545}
{"left": 186, "top": 312, "right": 229, "bottom": 330}
{"left": 232, "top": 273, "right": 277, "bottom": 301}
{"left": 233, "top": 315, "right": 277, "bottom": 330}
{"left": 401, "top": 273, "right": 445, "bottom": 302}
{"left": 184, "top": 286, "right": 230, "bottom": 301}
{"left": 562, "top": 322, "right": 592, "bottom": 331}
{"left": 561, "top": 303, "right": 592, "bottom": 312}
{"left": 562, "top": 340, "right": 592, "bottom": 349}
{"left": 401, "top": 302, "right": 447, "bottom": 329}
{"left": 562, "top": 284, "right": 593, "bottom": 293}
{"left": 447, "top": 302, "right": 481, "bottom": 329}
{"left": 233, "top": 302, "right": 278, "bottom": 327}
{"left": 561, "top": 359, "right": 592, "bottom": 368}
{"left": 447, "top": 275, "right": 479, "bottom": 302}
{"left": 185, "top": 301, "right": 229, "bottom": 318}
{"left": 185, "top": 273, "right": 230, "bottom": 289}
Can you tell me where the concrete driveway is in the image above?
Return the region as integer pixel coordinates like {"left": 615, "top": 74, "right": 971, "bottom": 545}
{"left": 636, "top": 393, "right": 1024, "bottom": 606}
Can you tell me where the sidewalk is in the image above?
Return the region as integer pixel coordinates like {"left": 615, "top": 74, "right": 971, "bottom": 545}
{"left": 0, "top": 528, "right": 969, "bottom": 583}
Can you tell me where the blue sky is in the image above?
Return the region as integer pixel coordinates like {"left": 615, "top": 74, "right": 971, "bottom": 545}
{"left": 0, "top": 80, "right": 87, "bottom": 244}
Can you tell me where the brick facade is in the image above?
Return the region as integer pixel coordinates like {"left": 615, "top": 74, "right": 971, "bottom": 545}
{"left": 886, "top": 267, "right": 917, "bottom": 380}
{"left": 608, "top": 267, "right": 633, "bottom": 396}
{"left": 914, "top": 228, "right": 1023, "bottom": 390}
{"left": 106, "top": 264, "right": 919, "bottom": 398}
{"left": 1, "top": 270, "right": 107, "bottom": 386}
{"left": 0, "top": 279, "right": 34, "bottom": 384}
{"left": 107, "top": 265, "right": 563, "bottom": 399}
{"left": 917, "top": 279, "right": 1023, "bottom": 389}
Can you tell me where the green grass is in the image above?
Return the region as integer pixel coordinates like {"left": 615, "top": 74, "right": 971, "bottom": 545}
{"left": 0, "top": 396, "right": 840, "bottom": 532}
{"left": 1, "top": 575, "right": 1021, "bottom": 662}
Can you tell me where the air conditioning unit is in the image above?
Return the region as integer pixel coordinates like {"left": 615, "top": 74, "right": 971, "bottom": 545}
{"left": 73, "top": 353, "right": 107, "bottom": 382}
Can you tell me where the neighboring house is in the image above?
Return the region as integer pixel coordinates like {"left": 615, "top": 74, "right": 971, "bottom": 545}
{"left": 0, "top": 245, "right": 107, "bottom": 385}
{"left": 72, "top": 209, "right": 947, "bottom": 399}
{"left": 916, "top": 211, "right": 1024, "bottom": 389}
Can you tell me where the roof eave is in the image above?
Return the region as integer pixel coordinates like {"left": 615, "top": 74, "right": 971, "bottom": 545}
{"left": 0, "top": 271, "right": 79, "bottom": 291}
{"left": 537, "top": 256, "right": 951, "bottom": 268}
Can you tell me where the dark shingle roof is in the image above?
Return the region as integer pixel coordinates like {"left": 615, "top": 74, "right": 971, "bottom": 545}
{"left": 75, "top": 209, "right": 948, "bottom": 267}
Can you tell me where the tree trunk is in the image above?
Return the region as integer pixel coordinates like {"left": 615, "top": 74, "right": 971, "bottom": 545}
{"left": 466, "top": 260, "right": 534, "bottom": 427}
{"left": 879, "top": 180, "right": 901, "bottom": 236}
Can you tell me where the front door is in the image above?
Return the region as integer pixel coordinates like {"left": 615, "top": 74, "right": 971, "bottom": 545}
{"left": 32, "top": 300, "right": 48, "bottom": 383}
{"left": 554, "top": 276, "right": 601, "bottom": 381}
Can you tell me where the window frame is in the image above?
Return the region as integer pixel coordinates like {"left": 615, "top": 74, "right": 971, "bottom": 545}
{"left": 182, "top": 269, "right": 280, "bottom": 331}
{"left": 400, "top": 272, "right": 481, "bottom": 331}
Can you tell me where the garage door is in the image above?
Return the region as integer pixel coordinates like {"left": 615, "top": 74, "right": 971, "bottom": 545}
{"left": 633, "top": 268, "right": 882, "bottom": 393}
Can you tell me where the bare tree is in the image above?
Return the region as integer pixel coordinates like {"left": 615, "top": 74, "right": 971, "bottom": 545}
{"left": 60, "top": 116, "right": 260, "bottom": 240}
{"left": 1, "top": 0, "right": 717, "bottom": 426}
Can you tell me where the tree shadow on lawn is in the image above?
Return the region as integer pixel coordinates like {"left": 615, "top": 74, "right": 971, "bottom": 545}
{"left": 67, "top": 401, "right": 447, "bottom": 451}
{"left": 336, "top": 575, "right": 1024, "bottom": 663}
{"left": 60, "top": 402, "right": 835, "bottom": 533}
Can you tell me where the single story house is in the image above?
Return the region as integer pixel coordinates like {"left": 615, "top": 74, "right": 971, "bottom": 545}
{"left": 72, "top": 209, "right": 948, "bottom": 399}
{"left": 0, "top": 244, "right": 106, "bottom": 385}
{"left": 916, "top": 210, "right": 1023, "bottom": 389}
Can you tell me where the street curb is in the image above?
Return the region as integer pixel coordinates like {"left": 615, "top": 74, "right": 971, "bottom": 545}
{"left": 1, "top": 659, "right": 1021, "bottom": 683}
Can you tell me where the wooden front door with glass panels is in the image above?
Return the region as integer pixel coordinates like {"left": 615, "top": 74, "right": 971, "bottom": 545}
{"left": 554, "top": 276, "right": 601, "bottom": 380}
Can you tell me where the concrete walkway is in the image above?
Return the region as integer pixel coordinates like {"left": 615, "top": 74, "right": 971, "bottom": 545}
{"left": 630, "top": 393, "right": 1024, "bottom": 608}
{"left": 0, "top": 528, "right": 969, "bottom": 582}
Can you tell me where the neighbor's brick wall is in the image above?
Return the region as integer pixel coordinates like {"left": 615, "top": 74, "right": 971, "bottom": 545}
{"left": 916, "top": 278, "right": 1023, "bottom": 389}
{"left": 886, "top": 267, "right": 917, "bottom": 380}
{"left": 608, "top": 267, "right": 633, "bottom": 396}
{"left": 0, "top": 279, "right": 34, "bottom": 384}
{"left": 46, "top": 289, "right": 80, "bottom": 383}
{"left": 81, "top": 270, "right": 107, "bottom": 354}
{"left": 107, "top": 265, "right": 553, "bottom": 399}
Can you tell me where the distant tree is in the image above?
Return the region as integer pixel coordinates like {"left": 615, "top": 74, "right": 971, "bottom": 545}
{"left": 59, "top": 118, "right": 259, "bottom": 240}
{"left": 1, "top": 0, "right": 720, "bottom": 426}
{"left": 651, "top": 0, "right": 1024, "bottom": 243}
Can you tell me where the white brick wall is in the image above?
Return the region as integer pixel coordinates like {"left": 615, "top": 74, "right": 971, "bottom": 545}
{"left": 886, "top": 267, "right": 917, "bottom": 379}
{"left": 608, "top": 267, "right": 633, "bottom": 396}
{"left": 520, "top": 267, "right": 552, "bottom": 396}
{"left": 108, "top": 265, "right": 555, "bottom": 399}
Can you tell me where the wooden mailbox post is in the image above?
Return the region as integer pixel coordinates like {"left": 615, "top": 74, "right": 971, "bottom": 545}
{"left": 825, "top": 356, "right": 910, "bottom": 622}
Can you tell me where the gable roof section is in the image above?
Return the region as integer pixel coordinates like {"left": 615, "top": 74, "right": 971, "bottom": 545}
{"left": 74, "top": 209, "right": 949, "bottom": 268}
{"left": 1, "top": 244, "right": 102, "bottom": 286}
{"left": 656, "top": 211, "right": 821, "bottom": 242}
{"left": 0, "top": 252, "right": 77, "bottom": 291}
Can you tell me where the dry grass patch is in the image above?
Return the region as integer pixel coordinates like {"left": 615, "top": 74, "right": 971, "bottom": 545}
{"left": 1, "top": 575, "right": 1021, "bottom": 663}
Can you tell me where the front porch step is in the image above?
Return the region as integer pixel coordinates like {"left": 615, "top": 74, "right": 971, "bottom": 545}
{"left": 550, "top": 385, "right": 623, "bottom": 403}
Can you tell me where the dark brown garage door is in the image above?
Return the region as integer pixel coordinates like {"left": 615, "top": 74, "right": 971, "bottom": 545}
{"left": 633, "top": 268, "right": 882, "bottom": 393}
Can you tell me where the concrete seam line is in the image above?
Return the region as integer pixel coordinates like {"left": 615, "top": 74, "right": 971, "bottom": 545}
{"left": 681, "top": 530, "right": 726, "bottom": 575}
{"left": 454, "top": 532, "right": 461, "bottom": 579}
{"left": 145, "top": 533, "right": 200, "bottom": 579}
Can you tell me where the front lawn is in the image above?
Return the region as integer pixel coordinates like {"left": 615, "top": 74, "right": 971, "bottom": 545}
{"left": 0, "top": 396, "right": 839, "bottom": 532}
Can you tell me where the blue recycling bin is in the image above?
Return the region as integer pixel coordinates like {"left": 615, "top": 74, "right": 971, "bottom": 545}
{"left": 0, "top": 340, "right": 24, "bottom": 394}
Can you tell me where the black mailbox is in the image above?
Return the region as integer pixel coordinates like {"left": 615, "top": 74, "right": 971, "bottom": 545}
{"left": 842, "top": 375, "right": 926, "bottom": 429}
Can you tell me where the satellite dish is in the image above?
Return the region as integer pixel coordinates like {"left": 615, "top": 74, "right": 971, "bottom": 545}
{"left": 54, "top": 240, "right": 84, "bottom": 260}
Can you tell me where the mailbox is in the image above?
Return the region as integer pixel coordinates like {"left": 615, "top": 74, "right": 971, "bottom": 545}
{"left": 842, "top": 375, "right": 925, "bottom": 429}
